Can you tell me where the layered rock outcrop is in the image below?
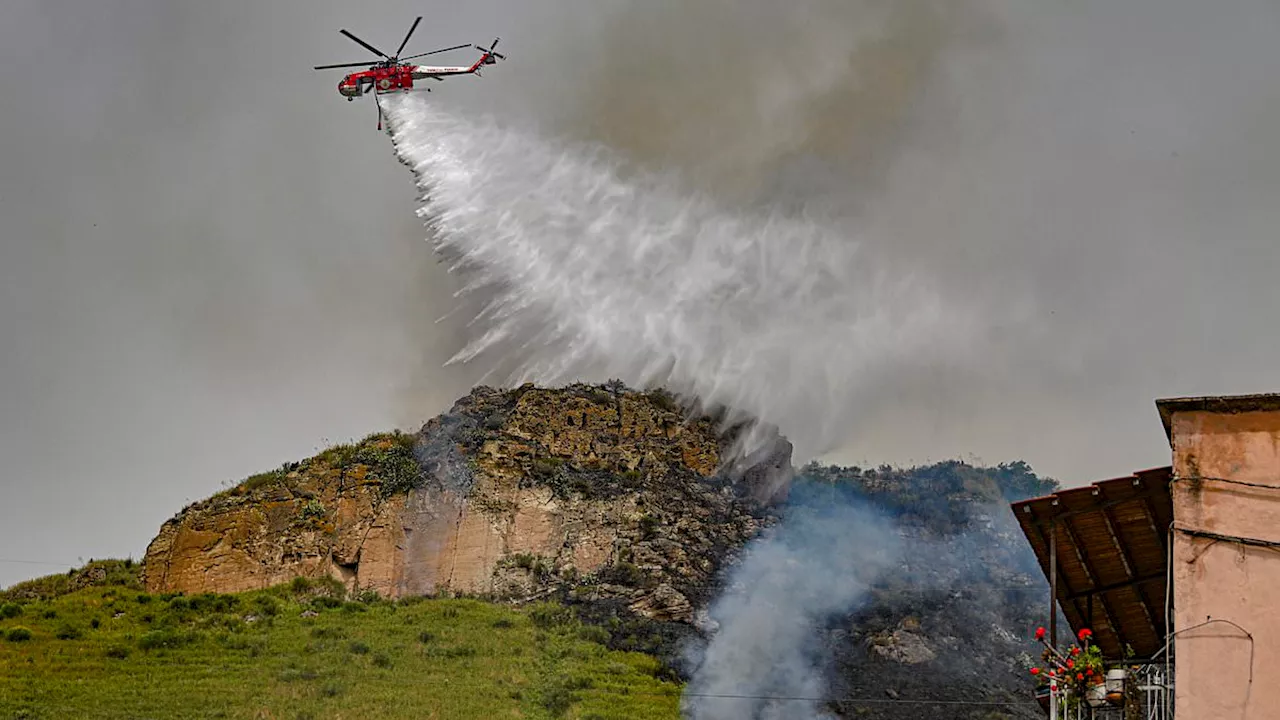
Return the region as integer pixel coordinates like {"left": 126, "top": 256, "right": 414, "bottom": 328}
{"left": 142, "top": 383, "right": 791, "bottom": 619}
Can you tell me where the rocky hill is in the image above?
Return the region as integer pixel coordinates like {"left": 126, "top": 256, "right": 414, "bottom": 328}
{"left": 138, "top": 382, "right": 1057, "bottom": 718}
{"left": 142, "top": 382, "right": 791, "bottom": 631}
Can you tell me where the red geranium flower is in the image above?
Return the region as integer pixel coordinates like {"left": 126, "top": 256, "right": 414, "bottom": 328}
{"left": 1036, "top": 627, "right": 1046, "bottom": 640}
{"left": 1031, "top": 668, "right": 1041, "bottom": 675}
{"left": 1067, "top": 659, "right": 1075, "bottom": 669}
{"left": 1078, "top": 628, "right": 1093, "bottom": 641}
{"left": 1076, "top": 673, "right": 1084, "bottom": 681}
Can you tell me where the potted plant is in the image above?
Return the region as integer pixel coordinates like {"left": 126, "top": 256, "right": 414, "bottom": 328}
{"left": 1026, "top": 626, "right": 1109, "bottom": 711}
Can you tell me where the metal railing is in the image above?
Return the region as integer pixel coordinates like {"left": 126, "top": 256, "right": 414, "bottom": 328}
{"left": 1042, "top": 663, "right": 1173, "bottom": 720}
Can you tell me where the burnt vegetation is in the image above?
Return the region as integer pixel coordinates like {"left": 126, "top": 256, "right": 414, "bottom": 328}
{"left": 786, "top": 461, "right": 1058, "bottom": 720}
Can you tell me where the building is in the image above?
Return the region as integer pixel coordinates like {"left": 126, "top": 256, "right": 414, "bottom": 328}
{"left": 1011, "top": 393, "right": 1280, "bottom": 719}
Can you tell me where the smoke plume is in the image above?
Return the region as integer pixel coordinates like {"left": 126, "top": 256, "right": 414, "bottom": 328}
{"left": 680, "top": 490, "right": 902, "bottom": 720}
{"left": 679, "top": 467, "right": 1052, "bottom": 718}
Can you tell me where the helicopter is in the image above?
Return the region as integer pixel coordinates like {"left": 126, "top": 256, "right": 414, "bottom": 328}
{"left": 314, "top": 16, "right": 505, "bottom": 130}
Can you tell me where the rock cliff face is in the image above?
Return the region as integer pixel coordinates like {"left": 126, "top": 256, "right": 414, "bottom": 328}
{"left": 142, "top": 383, "right": 791, "bottom": 622}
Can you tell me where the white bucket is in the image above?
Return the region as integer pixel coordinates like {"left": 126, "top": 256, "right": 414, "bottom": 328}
{"left": 1087, "top": 681, "right": 1109, "bottom": 707}
{"left": 1105, "top": 668, "right": 1127, "bottom": 705}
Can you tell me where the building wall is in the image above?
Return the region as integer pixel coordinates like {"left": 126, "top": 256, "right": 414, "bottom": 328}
{"left": 1169, "top": 409, "right": 1280, "bottom": 720}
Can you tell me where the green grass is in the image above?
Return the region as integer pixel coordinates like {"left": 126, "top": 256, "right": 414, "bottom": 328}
{"left": 0, "top": 575, "right": 682, "bottom": 719}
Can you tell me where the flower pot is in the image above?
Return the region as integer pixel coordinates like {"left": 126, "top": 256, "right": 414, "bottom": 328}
{"left": 1105, "top": 669, "right": 1127, "bottom": 705}
{"left": 1086, "top": 679, "right": 1108, "bottom": 708}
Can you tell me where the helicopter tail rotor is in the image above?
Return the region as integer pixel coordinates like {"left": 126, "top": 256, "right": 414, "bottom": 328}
{"left": 474, "top": 37, "right": 506, "bottom": 64}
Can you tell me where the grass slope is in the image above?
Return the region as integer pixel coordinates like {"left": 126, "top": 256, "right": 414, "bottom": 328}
{"left": 0, "top": 563, "right": 681, "bottom": 720}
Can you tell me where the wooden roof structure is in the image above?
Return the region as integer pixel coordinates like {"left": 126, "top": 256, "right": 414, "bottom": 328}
{"left": 1010, "top": 467, "right": 1174, "bottom": 659}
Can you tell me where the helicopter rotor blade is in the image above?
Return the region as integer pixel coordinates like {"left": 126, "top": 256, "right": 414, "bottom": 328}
{"left": 313, "top": 61, "right": 378, "bottom": 70}
{"left": 395, "top": 16, "right": 423, "bottom": 58}
{"left": 474, "top": 38, "right": 505, "bottom": 59}
{"left": 401, "top": 43, "right": 470, "bottom": 60}
{"left": 340, "top": 29, "right": 390, "bottom": 59}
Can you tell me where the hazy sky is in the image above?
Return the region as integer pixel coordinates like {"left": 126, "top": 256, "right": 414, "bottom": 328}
{"left": 3, "top": 0, "right": 1279, "bottom": 588}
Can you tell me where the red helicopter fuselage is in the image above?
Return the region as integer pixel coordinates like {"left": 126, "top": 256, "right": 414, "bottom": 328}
{"left": 337, "top": 54, "right": 494, "bottom": 100}
{"left": 338, "top": 65, "right": 415, "bottom": 98}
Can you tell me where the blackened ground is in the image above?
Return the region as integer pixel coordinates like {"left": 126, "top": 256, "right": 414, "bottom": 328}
{"left": 778, "top": 462, "right": 1053, "bottom": 719}
{"left": 568, "top": 460, "right": 1055, "bottom": 719}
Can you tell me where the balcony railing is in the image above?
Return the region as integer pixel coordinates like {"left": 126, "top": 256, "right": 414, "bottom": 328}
{"left": 1040, "top": 662, "right": 1174, "bottom": 720}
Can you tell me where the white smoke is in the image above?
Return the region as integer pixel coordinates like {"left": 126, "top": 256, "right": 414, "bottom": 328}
{"left": 680, "top": 497, "right": 902, "bottom": 720}
{"left": 381, "top": 93, "right": 984, "bottom": 463}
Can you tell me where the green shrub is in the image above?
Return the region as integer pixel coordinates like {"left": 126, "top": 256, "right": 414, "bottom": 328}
{"left": 5, "top": 627, "right": 32, "bottom": 642}
{"left": 565, "top": 676, "right": 595, "bottom": 691}
{"left": 313, "top": 576, "right": 348, "bottom": 599}
{"left": 539, "top": 684, "right": 575, "bottom": 717}
{"left": 138, "top": 629, "right": 197, "bottom": 650}
{"left": 252, "top": 596, "right": 279, "bottom": 617}
{"left": 311, "top": 595, "right": 342, "bottom": 610}
{"left": 310, "top": 626, "right": 345, "bottom": 639}
{"left": 278, "top": 667, "right": 319, "bottom": 682}
{"left": 576, "top": 625, "right": 610, "bottom": 645}
{"left": 237, "top": 469, "right": 285, "bottom": 494}
{"left": 299, "top": 500, "right": 327, "bottom": 522}
{"left": 600, "top": 562, "right": 647, "bottom": 587}
{"left": 186, "top": 593, "right": 233, "bottom": 613}
{"left": 528, "top": 602, "right": 572, "bottom": 630}
{"left": 638, "top": 514, "right": 660, "bottom": 539}
{"left": 0, "top": 602, "right": 21, "bottom": 619}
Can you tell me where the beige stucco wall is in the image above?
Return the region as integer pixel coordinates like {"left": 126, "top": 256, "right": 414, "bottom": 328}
{"left": 1169, "top": 409, "right": 1280, "bottom": 720}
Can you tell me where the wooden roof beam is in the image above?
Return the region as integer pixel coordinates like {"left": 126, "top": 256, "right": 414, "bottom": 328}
{"left": 1060, "top": 514, "right": 1129, "bottom": 653}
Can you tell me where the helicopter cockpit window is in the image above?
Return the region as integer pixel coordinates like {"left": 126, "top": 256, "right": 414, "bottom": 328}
{"left": 359, "top": 77, "right": 374, "bottom": 94}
